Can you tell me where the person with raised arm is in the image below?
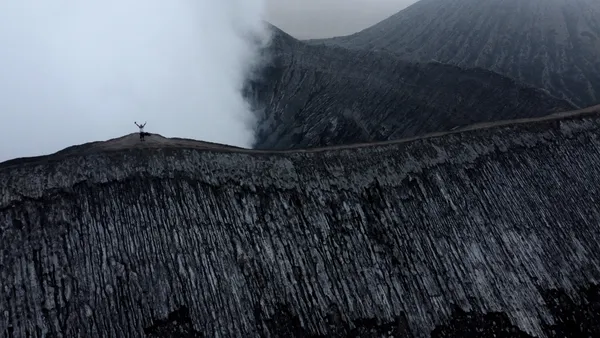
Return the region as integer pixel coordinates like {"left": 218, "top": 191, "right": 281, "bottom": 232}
{"left": 134, "top": 121, "right": 147, "bottom": 141}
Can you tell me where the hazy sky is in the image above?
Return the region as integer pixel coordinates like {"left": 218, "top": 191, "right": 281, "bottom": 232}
{"left": 267, "top": 0, "right": 418, "bottom": 39}
{"left": 0, "top": 0, "right": 270, "bottom": 162}
{"left": 0, "top": 0, "right": 416, "bottom": 162}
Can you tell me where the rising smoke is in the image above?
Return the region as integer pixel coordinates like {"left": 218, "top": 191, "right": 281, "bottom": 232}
{"left": 0, "top": 0, "right": 272, "bottom": 162}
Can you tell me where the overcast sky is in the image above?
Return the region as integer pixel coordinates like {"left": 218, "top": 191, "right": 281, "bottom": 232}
{"left": 0, "top": 0, "right": 270, "bottom": 162}
{"left": 266, "top": 0, "right": 418, "bottom": 39}
{"left": 0, "top": 0, "right": 418, "bottom": 162}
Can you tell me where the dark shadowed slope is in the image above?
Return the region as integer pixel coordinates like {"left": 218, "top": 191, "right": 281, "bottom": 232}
{"left": 247, "top": 25, "right": 575, "bottom": 150}
{"left": 2, "top": 106, "right": 600, "bottom": 337}
{"left": 312, "top": 0, "right": 600, "bottom": 108}
{"left": 0, "top": 133, "right": 244, "bottom": 169}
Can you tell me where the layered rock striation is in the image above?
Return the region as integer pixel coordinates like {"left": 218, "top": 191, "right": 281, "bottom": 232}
{"left": 312, "top": 0, "right": 600, "bottom": 108}
{"left": 2, "top": 107, "right": 600, "bottom": 337}
{"left": 248, "top": 26, "right": 575, "bottom": 149}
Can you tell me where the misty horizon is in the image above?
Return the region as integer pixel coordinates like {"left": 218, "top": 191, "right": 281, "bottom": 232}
{"left": 0, "top": 0, "right": 272, "bottom": 162}
{"left": 0, "top": 0, "right": 419, "bottom": 163}
{"left": 267, "top": 0, "right": 416, "bottom": 39}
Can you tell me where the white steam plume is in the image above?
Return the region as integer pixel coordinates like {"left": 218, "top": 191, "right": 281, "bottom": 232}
{"left": 0, "top": 0, "right": 271, "bottom": 162}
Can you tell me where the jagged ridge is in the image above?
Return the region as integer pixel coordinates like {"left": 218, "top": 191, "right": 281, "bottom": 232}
{"left": 246, "top": 25, "right": 575, "bottom": 149}
{"left": 2, "top": 106, "right": 600, "bottom": 337}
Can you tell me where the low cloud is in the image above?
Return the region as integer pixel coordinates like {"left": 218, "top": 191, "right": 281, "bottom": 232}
{"left": 0, "top": 0, "right": 271, "bottom": 162}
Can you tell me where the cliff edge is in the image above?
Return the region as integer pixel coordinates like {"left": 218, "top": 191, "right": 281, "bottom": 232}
{"left": 2, "top": 106, "right": 600, "bottom": 337}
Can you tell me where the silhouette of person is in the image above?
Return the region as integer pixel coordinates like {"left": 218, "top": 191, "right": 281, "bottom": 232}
{"left": 134, "top": 121, "right": 147, "bottom": 141}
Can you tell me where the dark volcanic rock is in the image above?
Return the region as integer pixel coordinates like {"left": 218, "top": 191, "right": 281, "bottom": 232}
{"left": 312, "top": 0, "right": 600, "bottom": 108}
{"left": 144, "top": 307, "right": 203, "bottom": 338}
{"left": 248, "top": 26, "right": 575, "bottom": 149}
{"left": 431, "top": 308, "right": 534, "bottom": 338}
{"left": 2, "top": 108, "right": 600, "bottom": 337}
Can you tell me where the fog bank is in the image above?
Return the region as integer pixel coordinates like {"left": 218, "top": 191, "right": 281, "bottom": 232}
{"left": 0, "top": 0, "right": 271, "bottom": 162}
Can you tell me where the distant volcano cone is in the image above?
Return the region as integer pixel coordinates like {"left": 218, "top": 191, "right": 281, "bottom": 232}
{"left": 314, "top": 0, "right": 600, "bottom": 107}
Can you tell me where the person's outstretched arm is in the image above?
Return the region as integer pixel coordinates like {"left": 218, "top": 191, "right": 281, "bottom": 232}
{"left": 134, "top": 122, "right": 140, "bottom": 127}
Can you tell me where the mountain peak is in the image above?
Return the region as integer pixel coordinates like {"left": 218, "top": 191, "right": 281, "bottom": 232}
{"left": 314, "top": 0, "right": 600, "bottom": 107}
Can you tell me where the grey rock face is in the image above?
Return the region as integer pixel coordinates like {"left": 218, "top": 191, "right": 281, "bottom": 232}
{"left": 248, "top": 26, "right": 575, "bottom": 149}
{"left": 312, "top": 0, "right": 600, "bottom": 108}
{"left": 2, "top": 109, "right": 600, "bottom": 337}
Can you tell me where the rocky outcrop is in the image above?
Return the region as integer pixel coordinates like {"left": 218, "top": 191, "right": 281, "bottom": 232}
{"left": 2, "top": 107, "right": 600, "bottom": 337}
{"left": 247, "top": 26, "right": 575, "bottom": 149}
{"left": 312, "top": 0, "right": 600, "bottom": 108}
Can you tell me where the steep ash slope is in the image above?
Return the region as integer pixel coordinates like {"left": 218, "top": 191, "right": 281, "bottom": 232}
{"left": 312, "top": 0, "right": 600, "bottom": 107}
{"left": 2, "top": 107, "right": 600, "bottom": 337}
{"left": 248, "top": 26, "right": 575, "bottom": 149}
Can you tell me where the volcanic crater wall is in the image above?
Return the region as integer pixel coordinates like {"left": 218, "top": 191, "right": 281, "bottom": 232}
{"left": 2, "top": 114, "right": 600, "bottom": 337}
